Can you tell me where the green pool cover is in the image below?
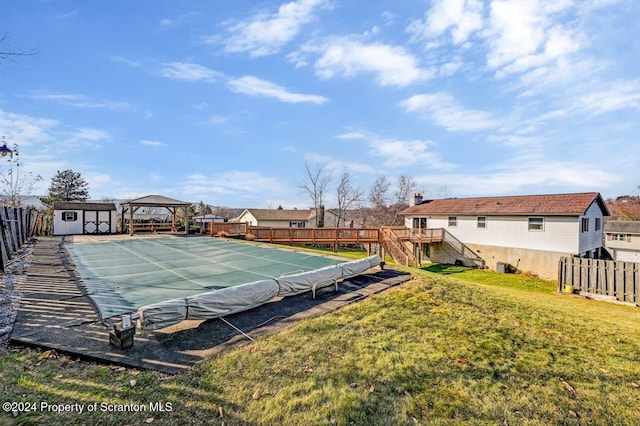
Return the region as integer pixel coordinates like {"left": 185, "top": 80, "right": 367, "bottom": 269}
{"left": 65, "top": 236, "right": 345, "bottom": 319}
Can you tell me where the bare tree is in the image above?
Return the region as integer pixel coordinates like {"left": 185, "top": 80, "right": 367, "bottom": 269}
{"left": 438, "top": 185, "right": 453, "bottom": 199}
{"left": 390, "top": 175, "right": 416, "bottom": 225}
{"left": 299, "top": 162, "right": 332, "bottom": 227}
{"left": 0, "top": 139, "right": 43, "bottom": 208}
{"left": 368, "top": 176, "right": 391, "bottom": 226}
{"left": 0, "top": 33, "right": 35, "bottom": 62}
{"left": 335, "top": 168, "right": 364, "bottom": 227}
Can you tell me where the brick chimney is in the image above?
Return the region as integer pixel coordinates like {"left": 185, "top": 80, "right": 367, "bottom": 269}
{"left": 409, "top": 193, "right": 423, "bottom": 207}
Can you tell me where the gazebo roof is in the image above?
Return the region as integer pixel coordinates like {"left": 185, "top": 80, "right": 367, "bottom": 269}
{"left": 123, "top": 195, "right": 191, "bottom": 207}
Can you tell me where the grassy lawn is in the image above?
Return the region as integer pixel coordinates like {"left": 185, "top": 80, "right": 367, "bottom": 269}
{"left": 1, "top": 260, "right": 639, "bottom": 425}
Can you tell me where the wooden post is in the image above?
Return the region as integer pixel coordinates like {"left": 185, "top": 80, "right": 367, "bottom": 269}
{"left": 129, "top": 206, "right": 135, "bottom": 236}
{"left": 184, "top": 205, "right": 189, "bottom": 235}
{"left": 557, "top": 257, "right": 564, "bottom": 293}
{"left": 633, "top": 263, "right": 640, "bottom": 306}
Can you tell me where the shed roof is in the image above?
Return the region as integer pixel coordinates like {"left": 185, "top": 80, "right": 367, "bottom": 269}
{"left": 401, "top": 192, "right": 610, "bottom": 217}
{"left": 53, "top": 202, "right": 116, "bottom": 211}
{"left": 604, "top": 220, "right": 640, "bottom": 234}
{"left": 243, "top": 208, "right": 315, "bottom": 221}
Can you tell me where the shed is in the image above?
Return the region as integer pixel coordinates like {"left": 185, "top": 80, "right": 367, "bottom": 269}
{"left": 53, "top": 202, "right": 117, "bottom": 236}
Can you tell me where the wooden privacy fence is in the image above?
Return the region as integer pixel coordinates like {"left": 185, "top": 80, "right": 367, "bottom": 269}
{"left": 0, "top": 207, "right": 39, "bottom": 272}
{"left": 558, "top": 256, "right": 640, "bottom": 306}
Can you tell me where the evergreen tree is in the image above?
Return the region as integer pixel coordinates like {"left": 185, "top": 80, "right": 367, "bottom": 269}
{"left": 41, "top": 169, "right": 89, "bottom": 205}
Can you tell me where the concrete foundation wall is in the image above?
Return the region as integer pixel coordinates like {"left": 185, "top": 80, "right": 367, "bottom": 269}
{"left": 427, "top": 242, "right": 478, "bottom": 268}
{"left": 463, "top": 243, "right": 569, "bottom": 279}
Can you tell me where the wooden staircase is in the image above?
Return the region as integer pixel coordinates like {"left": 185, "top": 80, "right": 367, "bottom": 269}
{"left": 379, "top": 226, "right": 420, "bottom": 267}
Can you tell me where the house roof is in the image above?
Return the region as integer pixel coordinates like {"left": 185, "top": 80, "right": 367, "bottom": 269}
{"left": 53, "top": 202, "right": 116, "bottom": 211}
{"left": 604, "top": 220, "right": 640, "bottom": 234}
{"left": 242, "top": 208, "right": 315, "bottom": 221}
{"left": 401, "top": 192, "right": 610, "bottom": 217}
{"left": 123, "top": 195, "right": 190, "bottom": 206}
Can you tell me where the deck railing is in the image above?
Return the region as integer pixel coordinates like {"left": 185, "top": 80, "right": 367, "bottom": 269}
{"left": 249, "top": 227, "right": 379, "bottom": 243}
{"left": 210, "top": 222, "right": 249, "bottom": 236}
{"left": 389, "top": 226, "right": 445, "bottom": 243}
{"left": 442, "top": 229, "right": 485, "bottom": 268}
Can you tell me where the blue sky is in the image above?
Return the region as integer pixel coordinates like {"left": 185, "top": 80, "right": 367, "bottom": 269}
{"left": 0, "top": 0, "right": 638, "bottom": 208}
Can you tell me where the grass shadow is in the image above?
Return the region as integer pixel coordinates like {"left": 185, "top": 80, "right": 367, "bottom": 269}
{"left": 422, "top": 263, "right": 471, "bottom": 275}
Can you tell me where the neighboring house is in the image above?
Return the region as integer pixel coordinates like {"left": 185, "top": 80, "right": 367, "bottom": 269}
{"left": 324, "top": 208, "right": 368, "bottom": 228}
{"left": 400, "top": 192, "right": 610, "bottom": 279}
{"left": 236, "top": 208, "right": 316, "bottom": 228}
{"left": 604, "top": 220, "right": 640, "bottom": 263}
{"left": 53, "top": 202, "right": 117, "bottom": 236}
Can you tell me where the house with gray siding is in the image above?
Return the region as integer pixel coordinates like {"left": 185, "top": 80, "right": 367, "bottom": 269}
{"left": 604, "top": 220, "right": 640, "bottom": 263}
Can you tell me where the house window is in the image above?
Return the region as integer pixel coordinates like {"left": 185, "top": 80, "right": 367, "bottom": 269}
{"left": 595, "top": 218, "right": 601, "bottom": 231}
{"left": 611, "top": 233, "right": 627, "bottom": 241}
{"left": 581, "top": 217, "right": 589, "bottom": 233}
{"left": 528, "top": 217, "right": 544, "bottom": 231}
{"left": 477, "top": 216, "right": 486, "bottom": 229}
{"left": 62, "top": 211, "right": 78, "bottom": 222}
{"left": 448, "top": 216, "right": 457, "bottom": 227}
{"left": 289, "top": 221, "right": 305, "bottom": 228}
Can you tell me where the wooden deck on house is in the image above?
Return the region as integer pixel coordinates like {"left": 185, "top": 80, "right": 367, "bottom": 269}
{"left": 209, "top": 222, "right": 445, "bottom": 244}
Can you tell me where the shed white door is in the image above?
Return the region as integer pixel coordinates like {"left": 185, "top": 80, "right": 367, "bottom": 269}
{"left": 84, "top": 211, "right": 112, "bottom": 234}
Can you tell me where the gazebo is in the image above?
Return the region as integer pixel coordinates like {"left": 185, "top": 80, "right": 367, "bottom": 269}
{"left": 120, "top": 195, "right": 191, "bottom": 236}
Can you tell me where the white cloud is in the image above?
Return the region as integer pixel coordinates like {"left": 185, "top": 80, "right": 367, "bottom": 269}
{"left": 303, "top": 152, "right": 376, "bottom": 174}
{"left": 209, "top": 115, "right": 229, "bottom": 125}
{"left": 111, "top": 56, "right": 142, "bottom": 68}
{"left": 415, "top": 159, "right": 621, "bottom": 197}
{"left": 159, "top": 62, "right": 223, "bottom": 82}
{"left": 0, "top": 109, "right": 58, "bottom": 146}
{"left": 159, "top": 12, "right": 200, "bottom": 28}
{"left": 29, "top": 92, "right": 136, "bottom": 111}
{"left": 400, "top": 92, "right": 499, "bottom": 132}
{"left": 140, "top": 139, "right": 166, "bottom": 147}
{"left": 215, "top": 0, "right": 329, "bottom": 57}
{"left": 485, "top": 0, "right": 580, "bottom": 77}
{"left": 64, "top": 127, "right": 110, "bottom": 149}
{"left": 228, "top": 76, "right": 328, "bottom": 104}
{"left": 336, "top": 131, "right": 454, "bottom": 169}
{"left": 183, "top": 171, "right": 291, "bottom": 203}
{"left": 407, "top": 0, "right": 484, "bottom": 45}
{"left": 309, "top": 37, "right": 433, "bottom": 87}
{"left": 577, "top": 81, "right": 640, "bottom": 116}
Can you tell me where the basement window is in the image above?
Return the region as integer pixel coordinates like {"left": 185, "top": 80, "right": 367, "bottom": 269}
{"left": 448, "top": 216, "right": 457, "bottom": 227}
{"left": 62, "top": 211, "right": 78, "bottom": 222}
{"left": 528, "top": 217, "right": 544, "bottom": 231}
